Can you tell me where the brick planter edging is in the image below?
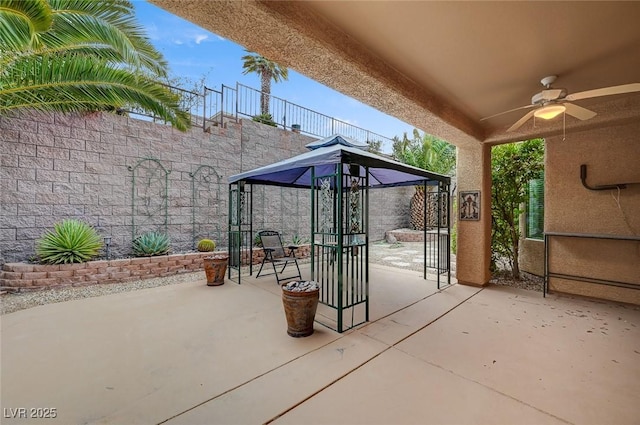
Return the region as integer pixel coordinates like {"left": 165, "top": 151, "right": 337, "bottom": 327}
{"left": 0, "top": 245, "right": 313, "bottom": 291}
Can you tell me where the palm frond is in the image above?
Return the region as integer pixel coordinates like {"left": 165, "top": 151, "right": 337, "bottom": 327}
{"left": 241, "top": 51, "right": 288, "bottom": 82}
{"left": 44, "top": 0, "right": 166, "bottom": 76}
{"left": 1, "top": 53, "right": 189, "bottom": 130}
{"left": 0, "top": 0, "right": 52, "bottom": 50}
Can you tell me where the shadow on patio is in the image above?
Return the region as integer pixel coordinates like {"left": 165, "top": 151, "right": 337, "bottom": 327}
{"left": 1, "top": 263, "right": 638, "bottom": 424}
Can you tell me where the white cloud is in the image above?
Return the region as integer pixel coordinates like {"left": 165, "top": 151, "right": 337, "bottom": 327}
{"left": 173, "top": 39, "right": 184, "bottom": 45}
{"left": 334, "top": 117, "right": 358, "bottom": 126}
{"left": 145, "top": 24, "right": 160, "bottom": 41}
{"left": 194, "top": 34, "right": 209, "bottom": 44}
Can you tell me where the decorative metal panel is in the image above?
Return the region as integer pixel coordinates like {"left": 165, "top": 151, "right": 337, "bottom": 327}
{"left": 190, "top": 165, "right": 222, "bottom": 248}
{"left": 349, "top": 177, "right": 361, "bottom": 233}
{"left": 128, "top": 158, "right": 169, "bottom": 240}
{"left": 320, "top": 177, "right": 333, "bottom": 233}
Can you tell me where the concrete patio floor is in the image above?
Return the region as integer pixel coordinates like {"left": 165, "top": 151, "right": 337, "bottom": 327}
{"left": 1, "top": 263, "right": 639, "bottom": 424}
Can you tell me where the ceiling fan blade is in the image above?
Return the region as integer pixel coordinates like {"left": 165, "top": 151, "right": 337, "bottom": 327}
{"left": 564, "top": 102, "right": 597, "bottom": 120}
{"left": 480, "top": 104, "right": 535, "bottom": 121}
{"left": 507, "top": 110, "right": 535, "bottom": 132}
{"left": 565, "top": 83, "right": 640, "bottom": 101}
{"left": 540, "top": 89, "right": 564, "bottom": 101}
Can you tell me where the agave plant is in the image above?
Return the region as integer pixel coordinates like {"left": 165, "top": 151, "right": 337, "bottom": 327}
{"left": 36, "top": 219, "right": 103, "bottom": 264}
{"left": 132, "top": 232, "right": 170, "bottom": 257}
{"left": 254, "top": 232, "right": 263, "bottom": 247}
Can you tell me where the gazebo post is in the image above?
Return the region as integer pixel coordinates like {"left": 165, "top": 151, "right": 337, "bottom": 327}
{"left": 446, "top": 181, "right": 452, "bottom": 286}
{"left": 364, "top": 167, "right": 370, "bottom": 324}
{"left": 227, "top": 180, "right": 252, "bottom": 285}
{"left": 437, "top": 180, "right": 442, "bottom": 289}
{"left": 310, "top": 166, "right": 316, "bottom": 283}
{"left": 423, "top": 180, "right": 428, "bottom": 281}
{"left": 336, "top": 163, "right": 344, "bottom": 333}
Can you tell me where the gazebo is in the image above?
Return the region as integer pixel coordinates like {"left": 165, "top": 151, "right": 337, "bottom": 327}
{"left": 228, "top": 135, "right": 452, "bottom": 332}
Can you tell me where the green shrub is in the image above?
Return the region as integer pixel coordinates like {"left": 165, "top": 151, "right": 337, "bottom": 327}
{"left": 450, "top": 223, "right": 457, "bottom": 255}
{"left": 197, "top": 239, "right": 216, "bottom": 252}
{"left": 252, "top": 113, "right": 277, "bottom": 127}
{"left": 132, "top": 232, "right": 170, "bottom": 257}
{"left": 36, "top": 219, "right": 103, "bottom": 264}
{"left": 450, "top": 197, "right": 458, "bottom": 254}
{"left": 254, "top": 232, "right": 262, "bottom": 247}
{"left": 291, "top": 234, "right": 308, "bottom": 245}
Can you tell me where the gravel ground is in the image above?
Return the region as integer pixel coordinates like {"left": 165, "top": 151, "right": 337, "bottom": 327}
{"left": 0, "top": 272, "right": 204, "bottom": 315}
{"left": 1, "top": 242, "right": 542, "bottom": 315}
{"left": 489, "top": 270, "right": 544, "bottom": 292}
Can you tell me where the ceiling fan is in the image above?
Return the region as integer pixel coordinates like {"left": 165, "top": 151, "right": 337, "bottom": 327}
{"left": 481, "top": 76, "right": 640, "bottom": 132}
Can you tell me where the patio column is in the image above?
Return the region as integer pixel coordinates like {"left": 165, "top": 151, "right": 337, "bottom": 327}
{"left": 456, "top": 143, "right": 492, "bottom": 286}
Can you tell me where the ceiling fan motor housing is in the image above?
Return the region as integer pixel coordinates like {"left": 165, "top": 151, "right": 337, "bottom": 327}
{"left": 531, "top": 88, "right": 567, "bottom": 105}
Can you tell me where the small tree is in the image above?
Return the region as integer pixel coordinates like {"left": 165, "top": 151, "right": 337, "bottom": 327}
{"left": 392, "top": 129, "right": 456, "bottom": 230}
{"left": 491, "top": 139, "right": 544, "bottom": 278}
{"left": 367, "top": 139, "right": 383, "bottom": 155}
{"left": 392, "top": 129, "right": 456, "bottom": 175}
{"left": 241, "top": 52, "right": 288, "bottom": 115}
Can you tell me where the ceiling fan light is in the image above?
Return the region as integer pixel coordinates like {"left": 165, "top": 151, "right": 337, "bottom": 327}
{"left": 534, "top": 104, "right": 566, "bottom": 120}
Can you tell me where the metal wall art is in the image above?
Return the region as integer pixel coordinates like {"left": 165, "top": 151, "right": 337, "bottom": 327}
{"left": 128, "top": 158, "right": 169, "bottom": 239}
{"left": 459, "top": 190, "right": 480, "bottom": 221}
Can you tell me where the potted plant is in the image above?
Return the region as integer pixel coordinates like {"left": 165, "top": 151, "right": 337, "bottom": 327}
{"left": 198, "top": 239, "right": 227, "bottom": 286}
{"left": 281, "top": 280, "right": 320, "bottom": 337}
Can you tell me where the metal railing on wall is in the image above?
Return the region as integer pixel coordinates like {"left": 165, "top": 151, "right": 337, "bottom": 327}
{"left": 234, "top": 83, "right": 392, "bottom": 146}
{"left": 126, "top": 83, "right": 212, "bottom": 130}
{"left": 124, "top": 82, "right": 394, "bottom": 147}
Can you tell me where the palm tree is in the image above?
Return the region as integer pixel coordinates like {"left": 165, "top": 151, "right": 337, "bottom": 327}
{"left": 393, "top": 129, "right": 456, "bottom": 230}
{"left": 241, "top": 52, "right": 288, "bottom": 116}
{"left": 0, "top": 0, "right": 190, "bottom": 131}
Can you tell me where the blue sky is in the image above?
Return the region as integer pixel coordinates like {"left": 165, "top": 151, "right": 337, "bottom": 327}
{"left": 134, "top": 1, "right": 416, "bottom": 151}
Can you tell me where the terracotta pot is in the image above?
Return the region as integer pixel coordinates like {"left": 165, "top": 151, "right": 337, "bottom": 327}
{"left": 281, "top": 285, "right": 319, "bottom": 337}
{"left": 203, "top": 255, "right": 228, "bottom": 286}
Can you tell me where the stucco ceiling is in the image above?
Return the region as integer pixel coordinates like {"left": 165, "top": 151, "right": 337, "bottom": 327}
{"left": 151, "top": 1, "right": 640, "bottom": 147}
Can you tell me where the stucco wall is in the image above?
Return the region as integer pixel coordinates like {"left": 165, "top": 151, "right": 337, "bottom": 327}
{"left": 545, "top": 121, "right": 640, "bottom": 304}
{"left": 455, "top": 143, "right": 492, "bottom": 286}
{"left": 519, "top": 238, "right": 544, "bottom": 276}
{"left": 0, "top": 111, "right": 411, "bottom": 265}
{"left": 517, "top": 204, "right": 544, "bottom": 276}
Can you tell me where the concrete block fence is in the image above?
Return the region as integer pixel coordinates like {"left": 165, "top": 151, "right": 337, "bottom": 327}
{"left": 0, "top": 110, "right": 412, "bottom": 269}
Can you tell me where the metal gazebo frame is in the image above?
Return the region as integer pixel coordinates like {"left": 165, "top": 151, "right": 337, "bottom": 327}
{"left": 228, "top": 135, "right": 451, "bottom": 333}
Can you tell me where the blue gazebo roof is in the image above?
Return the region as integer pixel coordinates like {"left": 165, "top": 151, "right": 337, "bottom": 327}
{"left": 304, "top": 134, "right": 369, "bottom": 150}
{"left": 228, "top": 135, "right": 450, "bottom": 189}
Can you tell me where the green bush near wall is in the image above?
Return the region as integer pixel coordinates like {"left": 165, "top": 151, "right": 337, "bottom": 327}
{"left": 36, "top": 219, "right": 103, "bottom": 264}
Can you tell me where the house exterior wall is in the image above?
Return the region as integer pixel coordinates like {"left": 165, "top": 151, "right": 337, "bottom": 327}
{"left": 0, "top": 111, "right": 412, "bottom": 265}
{"left": 545, "top": 121, "right": 640, "bottom": 304}
{"left": 455, "top": 143, "right": 492, "bottom": 286}
{"left": 519, "top": 238, "right": 544, "bottom": 277}
{"left": 518, "top": 203, "right": 545, "bottom": 277}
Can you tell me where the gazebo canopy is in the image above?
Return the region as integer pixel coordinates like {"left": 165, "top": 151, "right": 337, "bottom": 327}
{"left": 228, "top": 135, "right": 451, "bottom": 188}
{"left": 304, "top": 134, "right": 369, "bottom": 150}
{"left": 227, "top": 134, "right": 452, "bottom": 332}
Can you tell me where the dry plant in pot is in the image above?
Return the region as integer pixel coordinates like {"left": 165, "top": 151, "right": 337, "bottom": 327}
{"left": 198, "top": 239, "right": 228, "bottom": 286}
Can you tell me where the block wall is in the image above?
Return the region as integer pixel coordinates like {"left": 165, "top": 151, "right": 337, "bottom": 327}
{"left": 1, "top": 111, "right": 412, "bottom": 265}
